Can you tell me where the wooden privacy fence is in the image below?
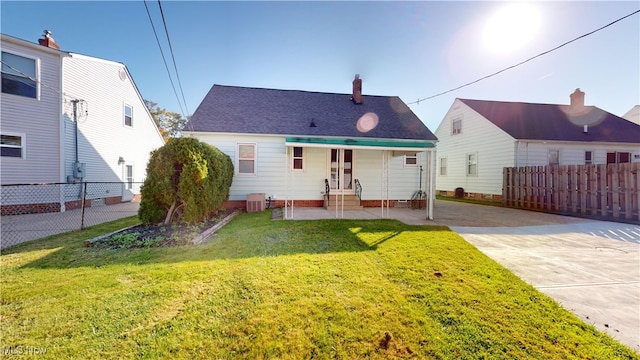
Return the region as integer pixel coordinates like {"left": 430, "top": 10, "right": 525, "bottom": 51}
{"left": 503, "top": 163, "right": 640, "bottom": 222}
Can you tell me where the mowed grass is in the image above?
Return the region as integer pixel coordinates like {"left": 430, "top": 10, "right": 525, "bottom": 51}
{"left": 1, "top": 211, "right": 637, "bottom": 359}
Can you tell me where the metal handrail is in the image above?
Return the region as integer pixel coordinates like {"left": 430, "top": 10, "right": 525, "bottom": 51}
{"left": 354, "top": 179, "right": 362, "bottom": 201}
{"left": 324, "top": 179, "right": 330, "bottom": 205}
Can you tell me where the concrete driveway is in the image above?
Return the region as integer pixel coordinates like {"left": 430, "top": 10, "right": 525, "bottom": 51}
{"left": 291, "top": 201, "right": 640, "bottom": 351}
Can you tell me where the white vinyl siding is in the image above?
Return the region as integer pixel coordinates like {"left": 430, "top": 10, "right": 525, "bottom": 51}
{"left": 190, "top": 133, "right": 434, "bottom": 202}
{"left": 434, "top": 99, "right": 514, "bottom": 195}
{"left": 515, "top": 142, "right": 640, "bottom": 166}
{"left": 0, "top": 37, "right": 61, "bottom": 184}
{"left": 62, "top": 54, "right": 163, "bottom": 189}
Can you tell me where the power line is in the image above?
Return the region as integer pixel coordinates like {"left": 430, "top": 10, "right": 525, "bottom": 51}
{"left": 157, "top": 0, "right": 190, "bottom": 116}
{"left": 408, "top": 9, "right": 640, "bottom": 105}
{"left": 143, "top": 0, "right": 186, "bottom": 119}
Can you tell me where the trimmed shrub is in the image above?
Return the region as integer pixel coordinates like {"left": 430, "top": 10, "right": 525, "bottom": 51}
{"left": 138, "top": 137, "right": 234, "bottom": 225}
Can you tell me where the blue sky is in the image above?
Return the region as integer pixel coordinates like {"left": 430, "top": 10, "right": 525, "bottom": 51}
{"left": 2, "top": 1, "right": 638, "bottom": 132}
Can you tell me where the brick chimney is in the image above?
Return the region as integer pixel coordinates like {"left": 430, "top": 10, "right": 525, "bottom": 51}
{"left": 38, "top": 30, "right": 60, "bottom": 50}
{"left": 570, "top": 88, "right": 585, "bottom": 112}
{"left": 352, "top": 74, "right": 362, "bottom": 104}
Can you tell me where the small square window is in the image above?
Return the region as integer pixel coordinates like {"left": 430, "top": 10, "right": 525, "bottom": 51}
{"left": 124, "top": 104, "right": 133, "bottom": 127}
{"left": 1, "top": 133, "right": 24, "bottom": 158}
{"left": 292, "top": 146, "right": 304, "bottom": 171}
{"left": 404, "top": 152, "right": 418, "bottom": 167}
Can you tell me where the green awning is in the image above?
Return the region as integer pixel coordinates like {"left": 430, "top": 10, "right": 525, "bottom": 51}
{"left": 285, "top": 137, "right": 435, "bottom": 149}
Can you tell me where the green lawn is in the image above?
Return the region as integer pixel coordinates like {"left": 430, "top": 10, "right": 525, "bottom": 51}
{"left": 1, "top": 211, "right": 637, "bottom": 359}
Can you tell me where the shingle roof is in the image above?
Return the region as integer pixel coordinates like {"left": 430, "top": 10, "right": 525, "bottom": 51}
{"left": 186, "top": 85, "right": 437, "bottom": 141}
{"left": 459, "top": 99, "right": 640, "bottom": 143}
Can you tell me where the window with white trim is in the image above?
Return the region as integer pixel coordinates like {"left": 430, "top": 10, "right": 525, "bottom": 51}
{"left": 125, "top": 165, "right": 134, "bottom": 189}
{"left": 124, "top": 104, "right": 133, "bottom": 127}
{"left": 584, "top": 151, "right": 593, "bottom": 165}
{"left": 466, "top": 153, "right": 477, "bottom": 176}
{"left": 404, "top": 152, "right": 418, "bottom": 167}
{"left": 439, "top": 157, "right": 447, "bottom": 176}
{"left": 1, "top": 133, "right": 25, "bottom": 158}
{"left": 607, "top": 151, "right": 630, "bottom": 164}
{"left": 292, "top": 146, "right": 304, "bottom": 171}
{"left": 1, "top": 51, "right": 37, "bottom": 98}
{"left": 237, "top": 143, "right": 256, "bottom": 175}
{"left": 452, "top": 118, "right": 462, "bottom": 135}
{"left": 548, "top": 149, "right": 559, "bottom": 166}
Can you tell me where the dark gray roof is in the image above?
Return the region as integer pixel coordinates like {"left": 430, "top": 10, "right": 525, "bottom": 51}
{"left": 186, "top": 85, "right": 437, "bottom": 141}
{"left": 460, "top": 99, "right": 640, "bottom": 143}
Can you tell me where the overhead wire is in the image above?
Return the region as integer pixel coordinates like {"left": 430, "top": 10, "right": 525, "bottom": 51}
{"left": 143, "top": 0, "right": 187, "bottom": 119}
{"left": 407, "top": 9, "right": 640, "bottom": 105}
{"left": 157, "top": 0, "right": 190, "bottom": 117}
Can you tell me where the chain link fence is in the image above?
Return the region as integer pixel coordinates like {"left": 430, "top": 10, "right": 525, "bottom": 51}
{"left": 1, "top": 182, "right": 142, "bottom": 250}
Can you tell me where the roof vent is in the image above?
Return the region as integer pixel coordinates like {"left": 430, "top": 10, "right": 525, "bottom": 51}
{"left": 310, "top": 118, "right": 317, "bottom": 127}
{"left": 583, "top": 124, "right": 588, "bottom": 133}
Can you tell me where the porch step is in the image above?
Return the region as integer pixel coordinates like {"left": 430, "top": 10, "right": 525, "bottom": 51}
{"left": 324, "top": 194, "right": 363, "bottom": 210}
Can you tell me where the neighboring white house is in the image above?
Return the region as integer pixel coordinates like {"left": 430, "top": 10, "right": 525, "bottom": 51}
{"left": 1, "top": 32, "right": 164, "bottom": 213}
{"left": 623, "top": 105, "right": 640, "bottom": 125}
{"left": 183, "top": 76, "right": 439, "bottom": 219}
{"left": 435, "top": 89, "right": 640, "bottom": 200}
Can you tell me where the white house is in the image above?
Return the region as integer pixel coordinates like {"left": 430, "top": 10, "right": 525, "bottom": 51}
{"left": 183, "top": 76, "right": 439, "bottom": 219}
{"left": 623, "top": 105, "right": 640, "bottom": 125}
{"left": 1, "top": 32, "right": 164, "bottom": 214}
{"left": 435, "top": 89, "right": 640, "bottom": 200}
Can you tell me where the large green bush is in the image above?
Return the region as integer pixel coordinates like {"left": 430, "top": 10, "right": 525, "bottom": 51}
{"left": 138, "top": 137, "right": 234, "bottom": 225}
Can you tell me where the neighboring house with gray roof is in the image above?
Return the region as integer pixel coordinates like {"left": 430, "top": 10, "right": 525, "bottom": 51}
{"left": 434, "top": 89, "right": 640, "bottom": 200}
{"left": 184, "top": 76, "right": 438, "bottom": 218}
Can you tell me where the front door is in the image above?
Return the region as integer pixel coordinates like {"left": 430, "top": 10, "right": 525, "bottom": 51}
{"left": 329, "top": 149, "right": 354, "bottom": 193}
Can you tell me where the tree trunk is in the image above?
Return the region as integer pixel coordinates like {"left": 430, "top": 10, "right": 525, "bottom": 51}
{"left": 164, "top": 200, "right": 178, "bottom": 226}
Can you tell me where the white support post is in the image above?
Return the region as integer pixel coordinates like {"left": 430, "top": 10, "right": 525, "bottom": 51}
{"left": 284, "top": 145, "right": 289, "bottom": 219}
{"left": 426, "top": 149, "right": 435, "bottom": 220}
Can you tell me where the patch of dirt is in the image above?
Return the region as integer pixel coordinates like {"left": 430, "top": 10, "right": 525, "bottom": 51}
{"left": 89, "top": 208, "right": 237, "bottom": 249}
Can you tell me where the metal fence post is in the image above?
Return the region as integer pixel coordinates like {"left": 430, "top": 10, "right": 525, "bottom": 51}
{"left": 80, "top": 182, "right": 87, "bottom": 230}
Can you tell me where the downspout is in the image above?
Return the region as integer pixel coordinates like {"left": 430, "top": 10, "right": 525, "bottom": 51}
{"left": 514, "top": 140, "right": 519, "bottom": 169}
{"left": 72, "top": 99, "right": 79, "bottom": 164}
